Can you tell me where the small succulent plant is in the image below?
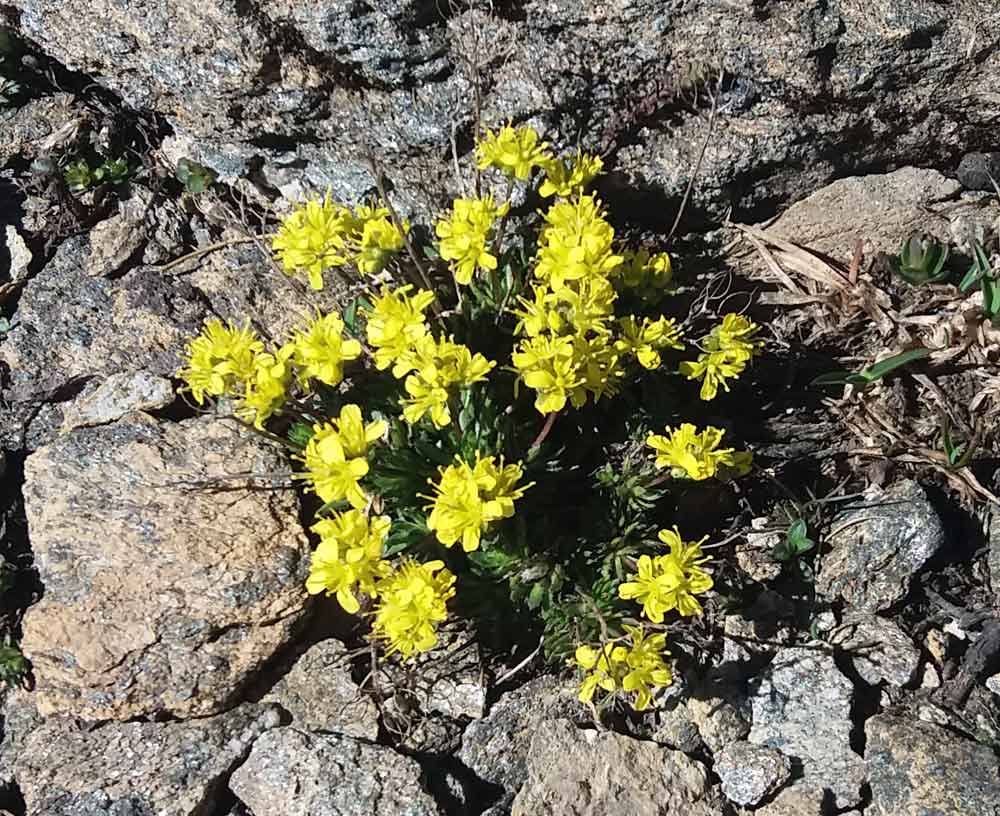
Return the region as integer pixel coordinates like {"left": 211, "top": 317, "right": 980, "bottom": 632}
{"left": 176, "top": 158, "right": 216, "bottom": 194}
{"left": 890, "top": 234, "right": 950, "bottom": 285}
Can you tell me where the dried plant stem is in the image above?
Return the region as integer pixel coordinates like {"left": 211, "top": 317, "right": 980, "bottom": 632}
{"left": 156, "top": 236, "right": 270, "bottom": 274}
{"left": 367, "top": 155, "right": 445, "bottom": 325}
{"left": 666, "top": 72, "right": 723, "bottom": 243}
{"left": 530, "top": 410, "right": 559, "bottom": 449}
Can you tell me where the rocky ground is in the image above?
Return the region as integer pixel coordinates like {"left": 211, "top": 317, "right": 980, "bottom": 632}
{"left": 2, "top": 1, "right": 1000, "bottom": 815}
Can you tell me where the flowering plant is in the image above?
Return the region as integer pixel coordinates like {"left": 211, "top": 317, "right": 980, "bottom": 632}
{"left": 177, "top": 122, "right": 760, "bottom": 712}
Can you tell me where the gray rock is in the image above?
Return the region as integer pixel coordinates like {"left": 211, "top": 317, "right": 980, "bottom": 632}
{"left": 987, "top": 508, "right": 1000, "bottom": 598}
{"left": 737, "top": 518, "right": 782, "bottom": 582}
{"left": 817, "top": 480, "right": 945, "bottom": 612}
{"left": 3, "top": 225, "right": 32, "bottom": 284}
{"left": 0, "top": 91, "right": 85, "bottom": 165}
{"left": 652, "top": 701, "right": 704, "bottom": 754}
{"left": 714, "top": 742, "right": 791, "bottom": 807}
{"left": 748, "top": 646, "right": 866, "bottom": 808}
{"left": 84, "top": 187, "right": 189, "bottom": 276}
{"left": 0, "top": 688, "right": 43, "bottom": 790}
{"left": 686, "top": 671, "right": 751, "bottom": 755}
{"left": 457, "top": 675, "right": 584, "bottom": 794}
{"left": 754, "top": 784, "right": 826, "bottom": 816}
{"left": 510, "top": 719, "right": 721, "bottom": 816}
{"left": 754, "top": 168, "right": 975, "bottom": 267}
{"left": 831, "top": 613, "right": 921, "bottom": 687}
{"left": 59, "top": 370, "right": 174, "bottom": 432}
{"left": 957, "top": 152, "right": 1000, "bottom": 192}
{"left": 11, "top": 0, "right": 1000, "bottom": 223}
{"left": 264, "top": 639, "right": 379, "bottom": 739}
{"left": 865, "top": 713, "right": 1000, "bottom": 816}
{"left": 185, "top": 236, "right": 353, "bottom": 341}
{"left": 20, "top": 414, "right": 311, "bottom": 720}
{"left": 0, "top": 236, "right": 205, "bottom": 449}
{"left": 230, "top": 726, "right": 441, "bottom": 816}
{"left": 266, "top": 0, "right": 449, "bottom": 89}
{"left": 14, "top": 703, "right": 280, "bottom": 816}
{"left": 380, "top": 626, "right": 486, "bottom": 722}
{"left": 986, "top": 672, "right": 1000, "bottom": 696}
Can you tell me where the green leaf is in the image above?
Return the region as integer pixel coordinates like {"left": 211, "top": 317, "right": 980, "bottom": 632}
{"left": 287, "top": 422, "right": 314, "bottom": 449}
{"left": 343, "top": 298, "right": 359, "bottom": 335}
{"left": 811, "top": 370, "right": 863, "bottom": 387}
{"left": 959, "top": 241, "right": 991, "bottom": 293}
{"left": 526, "top": 581, "right": 547, "bottom": 611}
{"left": 859, "top": 347, "right": 932, "bottom": 382}
{"left": 983, "top": 275, "right": 1000, "bottom": 320}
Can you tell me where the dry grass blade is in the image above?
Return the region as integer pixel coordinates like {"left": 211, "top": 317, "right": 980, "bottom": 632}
{"left": 742, "top": 230, "right": 806, "bottom": 294}
{"left": 733, "top": 223, "right": 851, "bottom": 292}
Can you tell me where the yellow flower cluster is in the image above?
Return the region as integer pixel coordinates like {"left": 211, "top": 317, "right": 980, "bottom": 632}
{"left": 476, "top": 123, "right": 551, "bottom": 180}
{"left": 424, "top": 454, "right": 531, "bottom": 551}
{"left": 680, "top": 314, "right": 762, "bottom": 400}
{"left": 297, "top": 404, "right": 386, "bottom": 509}
{"left": 573, "top": 625, "right": 672, "bottom": 710}
{"left": 272, "top": 195, "right": 407, "bottom": 290}
{"left": 305, "top": 510, "right": 457, "bottom": 657}
{"left": 435, "top": 195, "right": 509, "bottom": 285}
{"left": 306, "top": 509, "right": 392, "bottom": 613}
{"left": 178, "top": 313, "right": 361, "bottom": 428}
{"left": 363, "top": 284, "right": 495, "bottom": 428}
{"left": 539, "top": 150, "right": 604, "bottom": 198}
{"left": 371, "top": 558, "right": 456, "bottom": 657}
{"left": 646, "top": 423, "right": 752, "bottom": 481}
{"left": 511, "top": 194, "right": 684, "bottom": 414}
{"left": 615, "top": 248, "right": 674, "bottom": 301}
{"left": 619, "top": 527, "right": 714, "bottom": 620}
{"left": 179, "top": 318, "right": 261, "bottom": 404}
{"left": 291, "top": 312, "right": 363, "bottom": 388}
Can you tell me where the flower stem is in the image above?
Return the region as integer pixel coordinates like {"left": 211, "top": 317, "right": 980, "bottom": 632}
{"left": 530, "top": 410, "right": 558, "bottom": 450}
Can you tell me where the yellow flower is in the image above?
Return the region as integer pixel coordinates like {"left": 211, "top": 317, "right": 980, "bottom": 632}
{"left": 435, "top": 196, "right": 509, "bottom": 285}
{"left": 680, "top": 351, "right": 749, "bottom": 401}
{"left": 402, "top": 374, "right": 451, "bottom": 429}
{"left": 178, "top": 319, "right": 262, "bottom": 404}
{"left": 512, "top": 334, "right": 583, "bottom": 414}
{"left": 423, "top": 455, "right": 531, "bottom": 552}
{"left": 569, "top": 332, "right": 624, "bottom": 405}
{"left": 297, "top": 406, "right": 386, "bottom": 509}
{"left": 614, "top": 249, "right": 673, "bottom": 298}
{"left": 372, "top": 558, "right": 456, "bottom": 657}
{"left": 306, "top": 510, "right": 392, "bottom": 613}
{"left": 291, "top": 311, "right": 362, "bottom": 388}
{"left": 539, "top": 151, "right": 604, "bottom": 198}
{"left": 398, "top": 336, "right": 495, "bottom": 428}
{"left": 680, "top": 314, "right": 761, "bottom": 400}
{"left": 364, "top": 284, "right": 436, "bottom": 374}
{"left": 618, "top": 527, "right": 713, "bottom": 621}
{"left": 353, "top": 206, "right": 407, "bottom": 276}
{"left": 620, "top": 625, "right": 673, "bottom": 710}
{"left": 552, "top": 276, "right": 617, "bottom": 336}
{"left": 475, "top": 123, "right": 551, "bottom": 180}
{"left": 616, "top": 315, "right": 684, "bottom": 370}
{"left": 236, "top": 344, "right": 295, "bottom": 429}
{"left": 272, "top": 195, "right": 355, "bottom": 290}
{"left": 535, "top": 195, "right": 623, "bottom": 290}
{"left": 573, "top": 626, "right": 673, "bottom": 710}
{"left": 574, "top": 642, "right": 627, "bottom": 704}
{"left": 331, "top": 403, "right": 388, "bottom": 459}
{"left": 646, "top": 423, "right": 751, "bottom": 481}
{"left": 514, "top": 284, "right": 564, "bottom": 337}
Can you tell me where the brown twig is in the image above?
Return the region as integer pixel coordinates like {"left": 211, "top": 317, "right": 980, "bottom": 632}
{"left": 367, "top": 156, "right": 447, "bottom": 326}
{"left": 155, "top": 236, "right": 269, "bottom": 274}
{"left": 666, "top": 71, "right": 723, "bottom": 243}
{"left": 530, "top": 410, "right": 558, "bottom": 449}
